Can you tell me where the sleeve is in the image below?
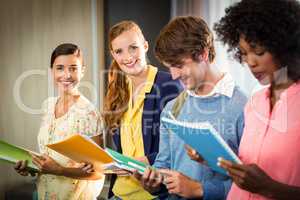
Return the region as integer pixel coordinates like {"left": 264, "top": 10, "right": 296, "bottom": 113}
{"left": 146, "top": 152, "right": 157, "bottom": 165}
{"left": 150, "top": 108, "right": 172, "bottom": 197}
{"left": 202, "top": 176, "right": 231, "bottom": 200}
{"left": 152, "top": 106, "right": 171, "bottom": 169}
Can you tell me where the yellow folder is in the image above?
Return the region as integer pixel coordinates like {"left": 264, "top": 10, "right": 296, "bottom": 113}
{"left": 47, "top": 134, "right": 114, "bottom": 172}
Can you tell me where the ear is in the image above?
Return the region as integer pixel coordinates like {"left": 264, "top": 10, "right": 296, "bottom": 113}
{"left": 110, "top": 50, "right": 116, "bottom": 58}
{"left": 143, "top": 41, "right": 149, "bottom": 53}
{"left": 198, "top": 48, "right": 209, "bottom": 63}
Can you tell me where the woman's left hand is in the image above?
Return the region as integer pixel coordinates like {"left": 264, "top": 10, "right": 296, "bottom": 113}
{"left": 218, "top": 158, "right": 274, "bottom": 196}
{"left": 31, "top": 153, "right": 64, "bottom": 175}
{"left": 80, "top": 163, "right": 95, "bottom": 174}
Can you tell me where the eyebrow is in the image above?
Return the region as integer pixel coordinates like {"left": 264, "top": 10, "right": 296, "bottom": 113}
{"left": 55, "top": 64, "right": 79, "bottom": 67}
{"left": 112, "top": 47, "right": 122, "bottom": 53}
{"left": 249, "top": 42, "right": 266, "bottom": 50}
{"left": 112, "top": 42, "right": 139, "bottom": 53}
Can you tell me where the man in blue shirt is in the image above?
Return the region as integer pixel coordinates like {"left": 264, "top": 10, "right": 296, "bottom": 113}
{"left": 134, "top": 16, "right": 247, "bottom": 200}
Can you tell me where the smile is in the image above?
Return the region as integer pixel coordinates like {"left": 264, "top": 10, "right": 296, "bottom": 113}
{"left": 124, "top": 60, "right": 137, "bottom": 68}
{"left": 59, "top": 81, "right": 74, "bottom": 86}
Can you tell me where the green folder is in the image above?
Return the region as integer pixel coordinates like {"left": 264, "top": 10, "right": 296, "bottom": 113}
{"left": 105, "top": 148, "right": 148, "bottom": 174}
{"left": 0, "top": 140, "right": 39, "bottom": 172}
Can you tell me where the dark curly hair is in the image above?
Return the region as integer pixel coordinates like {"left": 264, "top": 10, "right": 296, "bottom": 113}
{"left": 214, "top": 0, "right": 300, "bottom": 81}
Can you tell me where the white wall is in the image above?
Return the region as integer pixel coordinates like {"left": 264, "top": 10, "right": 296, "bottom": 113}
{"left": 0, "top": 0, "right": 104, "bottom": 198}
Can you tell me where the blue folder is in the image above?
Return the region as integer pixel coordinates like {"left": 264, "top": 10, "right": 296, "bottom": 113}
{"left": 161, "top": 116, "right": 242, "bottom": 175}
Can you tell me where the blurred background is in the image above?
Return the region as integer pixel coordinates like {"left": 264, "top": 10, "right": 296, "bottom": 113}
{"left": 0, "top": 0, "right": 259, "bottom": 199}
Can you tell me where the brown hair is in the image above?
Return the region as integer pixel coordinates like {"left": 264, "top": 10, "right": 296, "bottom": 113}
{"left": 104, "top": 20, "right": 145, "bottom": 133}
{"left": 155, "top": 16, "right": 215, "bottom": 66}
{"left": 50, "top": 43, "right": 83, "bottom": 68}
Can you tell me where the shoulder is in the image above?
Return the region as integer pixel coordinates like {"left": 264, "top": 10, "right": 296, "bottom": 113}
{"left": 244, "top": 87, "right": 268, "bottom": 113}
{"left": 220, "top": 86, "right": 248, "bottom": 118}
{"left": 230, "top": 86, "right": 248, "bottom": 110}
{"left": 41, "top": 97, "right": 57, "bottom": 113}
{"left": 153, "top": 70, "right": 182, "bottom": 93}
{"left": 161, "top": 91, "right": 184, "bottom": 114}
{"left": 231, "top": 86, "right": 248, "bottom": 107}
{"left": 74, "top": 95, "right": 101, "bottom": 117}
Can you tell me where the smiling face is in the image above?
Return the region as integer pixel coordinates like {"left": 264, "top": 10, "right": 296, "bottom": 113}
{"left": 110, "top": 28, "right": 149, "bottom": 76}
{"left": 51, "top": 54, "right": 84, "bottom": 94}
{"left": 239, "top": 37, "right": 280, "bottom": 85}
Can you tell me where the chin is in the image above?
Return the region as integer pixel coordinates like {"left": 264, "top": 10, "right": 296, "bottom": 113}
{"left": 183, "top": 84, "right": 195, "bottom": 90}
{"left": 58, "top": 86, "right": 76, "bottom": 93}
{"left": 127, "top": 68, "right": 145, "bottom": 76}
{"left": 258, "top": 77, "right": 271, "bottom": 86}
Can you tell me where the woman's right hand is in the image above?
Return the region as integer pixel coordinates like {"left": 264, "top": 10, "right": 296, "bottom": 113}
{"left": 14, "top": 160, "right": 29, "bottom": 176}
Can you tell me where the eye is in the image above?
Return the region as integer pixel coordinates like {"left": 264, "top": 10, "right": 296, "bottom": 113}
{"left": 129, "top": 45, "right": 139, "bottom": 52}
{"left": 171, "top": 63, "right": 183, "bottom": 68}
{"left": 69, "top": 67, "right": 78, "bottom": 72}
{"left": 254, "top": 50, "right": 265, "bottom": 56}
{"left": 114, "top": 49, "right": 122, "bottom": 54}
{"left": 130, "top": 45, "right": 138, "bottom": 49}
{"left": 56, "top": 66, "right": 64, "bottom": 71}
{"left": 250, "top": 44, "right": 266, "bottom": 56}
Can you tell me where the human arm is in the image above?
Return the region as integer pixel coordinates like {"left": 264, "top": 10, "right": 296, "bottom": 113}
{"left": 31, "top": 134, "right": 104, "bottom": 180}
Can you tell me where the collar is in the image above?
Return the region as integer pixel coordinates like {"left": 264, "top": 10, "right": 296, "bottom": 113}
{"left": 144, "top": 65, "right": 158, "bottom": 93}
{"left": 187, "top": 72, "right": 235, "bottom": 98}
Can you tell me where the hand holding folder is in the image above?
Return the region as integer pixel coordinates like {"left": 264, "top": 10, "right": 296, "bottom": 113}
{"left": 162, "top": 114, "right": 242, "bottom": 176}
{"left": 46, "top": 134, "right": 148, "bottom": 174}
{"left": 0, "top": 140, "right": 40, "bottom": 173}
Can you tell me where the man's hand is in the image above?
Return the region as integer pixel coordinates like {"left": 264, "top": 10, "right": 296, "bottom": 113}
{"left": 133, "top": 167, "right": 163, "bottom": 193}
{"left": 159, "top": 169, "right": 203, "bottom": 198}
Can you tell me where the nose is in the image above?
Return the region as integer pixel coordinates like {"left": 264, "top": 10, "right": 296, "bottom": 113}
{"left": 123, "top": 51, "right": 133, "bottom": 63}
{"left": 63, "top": 68, "right": 71, "bottom": 78}
{"left": 169, "top": 67, "right": 181, "bottom": 80}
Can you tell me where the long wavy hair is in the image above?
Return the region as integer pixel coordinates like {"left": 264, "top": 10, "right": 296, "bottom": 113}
{"left": 104, "top": 21, "right": 145, "bottom": 133}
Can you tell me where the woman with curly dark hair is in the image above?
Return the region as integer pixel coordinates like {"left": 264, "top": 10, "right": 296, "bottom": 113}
{"left": 213, "top": 0, "right": 300, "bottom": 199}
